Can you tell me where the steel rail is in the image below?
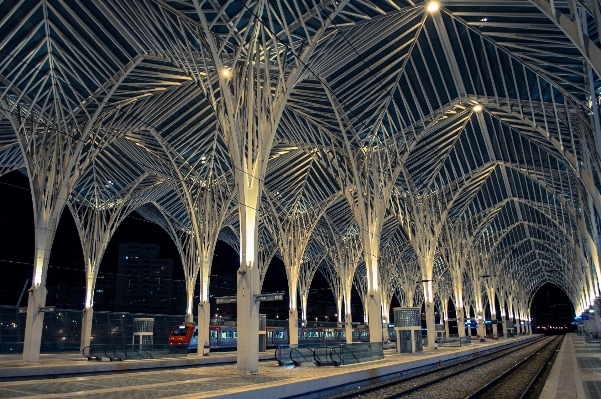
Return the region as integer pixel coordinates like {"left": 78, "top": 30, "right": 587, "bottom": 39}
{"left": 330, "top": 336, "right": 546, "bottom": 399}
{"left": 381, "top": 337, "right": 557, "bottom": 399}
{"left": 466, "top": 336, "right": 562, "bottom": 399}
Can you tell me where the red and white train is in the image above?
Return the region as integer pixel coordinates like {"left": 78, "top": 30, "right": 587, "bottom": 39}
{"left": 168, "top": 323, "right": 389, "bottom": 351}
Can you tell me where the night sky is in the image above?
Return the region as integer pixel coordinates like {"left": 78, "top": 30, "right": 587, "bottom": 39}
{"left": 530, "top": 282, "right": 576, "bottom": 331}
{"left": 0, "top": 170, "right": 367, "bottom": 321}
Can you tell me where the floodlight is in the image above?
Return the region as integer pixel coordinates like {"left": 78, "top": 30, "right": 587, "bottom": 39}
{"left": 427, "top": 2, "right": 439, "bottom": 12}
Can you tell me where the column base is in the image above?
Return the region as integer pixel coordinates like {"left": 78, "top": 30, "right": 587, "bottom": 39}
{"left": 80, "top": 307, "right": 93, "bottom": 352}
{"left": 23, "top": 285, "right": 47, "bottom": 364}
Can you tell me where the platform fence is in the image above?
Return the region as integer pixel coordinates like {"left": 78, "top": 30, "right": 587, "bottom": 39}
{"left": 0, "top": 306, "right": 188, "bottom": 354}
{"left": 276, "top": 342, "right": 384, "bottom": 366}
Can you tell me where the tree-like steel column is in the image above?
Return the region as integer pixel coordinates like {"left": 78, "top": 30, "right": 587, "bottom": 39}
{"left": 192, "top": 0, "right": 348, "bottom": 373}
{"left": 323, "top": 221, "right": 363, "bottom": 344}
{"left": 152, "top": 131, "right": 236, "bottom": 354}
{"left": 467, "top": 253, "right": 486, "bottom": 338}
{"left": 3, "top": 51, "right": 141, "bottom": 362}
{"left": 484, "top": 276, "right": 499, "bottom": 336}
{"left": 319, "top": 261, "right": 344, "bottom": 327}
{"left": 435, "top": 277, "right": 453, "bottom": 339}
{"left": 354, "top": 266, "right": 373, "bottom": 325}
{"left": 400, "top": 193, "right": 442, "bottom": 349}
{"left": 264, "top": 190, "right": 335, "bottom": 344}
{"left": 296, "top": 249, "right": 327, "bottom": 335}
{"left": 70, "top": 172, "right": 154, "bottom": 351}
{"left": 324, "top": 84, "right": 414, "bottom": 343}
{"left": 378, "top": 256, "right": 399, "bottom": 342}
{"left": 441, "top": 222, "right": 473, "bottom": 338}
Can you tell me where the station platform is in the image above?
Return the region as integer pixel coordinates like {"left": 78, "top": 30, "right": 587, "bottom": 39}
{"left": 540, "top": 333, "right": 599, "bottom": 399}
{"left": 0, "top": 351, "right": 275, "bottom": 381}
{"left": 0, "top": 336, "right": 537, "bottom": 398}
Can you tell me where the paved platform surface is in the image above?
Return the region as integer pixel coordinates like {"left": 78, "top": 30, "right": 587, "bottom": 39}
{"left": 540, "top": 333, "right": 600, "bottom": 399}
{"left": 0, "top": 351, "right": 274, "bottom": 380}
{"left": 0, "top": 336, "right": 537, "bottom": 398}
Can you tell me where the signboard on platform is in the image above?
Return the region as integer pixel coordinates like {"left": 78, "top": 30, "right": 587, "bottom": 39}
{"left": 18, "top": 308, "right": 27, "bottom": 314}
{"left": 39, "top": 307, "right": 55, "bottom": 313}
{"left": 255, "top": 293, "right": 284, "bottom": 302}
{"left": 215, "top": 296, "right": 237, "bottom": 304}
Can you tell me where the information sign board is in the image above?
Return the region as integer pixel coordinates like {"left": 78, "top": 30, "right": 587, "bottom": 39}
{"left": 255, "top": 293, "right": 284, "bottom": 302}
{"left": 215, "top": 296, "right": 237, "bottom": 304}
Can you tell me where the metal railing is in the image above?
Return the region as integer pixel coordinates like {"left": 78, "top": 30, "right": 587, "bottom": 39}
{"left": 289, "top": 347, "right": 313, "bottom": 366}
{"left": 437, "top": 336, "right": 472, "bottom": 347}
{"left": 585, "top": 332, "right": 600, "bottom": 343}
{"left": 330, "top": 346, "right": 360, "bottom": 366}
{"left": 275, "top": 342, "right": 383, "bottom": 367}
{"left": 81, "top": 344, "right": 188, "bottom": 361}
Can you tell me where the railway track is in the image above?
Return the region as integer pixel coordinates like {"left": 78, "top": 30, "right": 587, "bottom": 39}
{"left": 467, "top": 335, "right": 563, "bottom": 399}
{"left": 327, "top": 335, "right": 558, "bottom": 399}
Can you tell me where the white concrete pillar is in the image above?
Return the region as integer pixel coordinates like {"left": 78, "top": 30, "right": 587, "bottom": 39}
{"left": 81, "top": 271, "right": 96, "bottom": 352}
{"left": 368, "top": 289, "right": 383, "bottom": 343}
{"left": 425, "top": 301, "right": 436, "bottom": 349}
{"left": 364, "top": 239, "right": 382, "bottom": 343}
{"left": 80, "top": 307, "right": 93, "bottom": 352}
{"left": 444, "top": 320, "right": 450, "bottom": 338}
{"left": 344, "top": 283, "right": 353, "bottom": 344}
{"left": 185, "top": 276, "right": 196, "bottom": 324}
{"left": 301, "top": 292, "right": 308, "bottom": 327}
{"left": 594, "top": 301, "right": 601, "bottom": 332}
{"left": 23, "top": 285, "right": 47, "bottom": 363}
{"left": 345, "top": 314, "right": 353, "bottom": 344}
{"left": 492, "top": 322, "right": 498, "bottom": 336}
{"left": 197, "top": 301, "right": 209, "bottom": 355}
{"left": 382, "top": 321, "right": 390, "bottom": 342}
{"left": 289, "top": 308, "right": 299, "bottom": 345}
{"left": 235, "top": 177, "right": 262, "bottom": 374}
{"left": 23, "top": 221, "right": 58, "bottom": 363}
{"left": 237, "top": 262, "right": 260, "bottom": 373}
{"left": 477, "top": 321, "right": 485, "bottom": 338}
{"left": 456, "top": 307, "right": 466, "bottom": 338}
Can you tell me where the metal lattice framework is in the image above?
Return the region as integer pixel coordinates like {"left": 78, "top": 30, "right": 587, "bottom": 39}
{"left": 3, "top": 0, "right": 601, "bottom": 370}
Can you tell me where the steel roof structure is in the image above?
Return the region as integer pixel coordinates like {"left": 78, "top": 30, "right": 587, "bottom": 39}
{"left": 1, "top": 0, "right": 601, "bottom": 372}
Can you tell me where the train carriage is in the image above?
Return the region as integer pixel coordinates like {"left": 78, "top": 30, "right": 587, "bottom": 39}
{"left": 168, "top": 323, "right": 370, "bottom": 351}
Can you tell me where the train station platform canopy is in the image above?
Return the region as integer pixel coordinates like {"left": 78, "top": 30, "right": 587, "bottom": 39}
{"left": 1, "top": 0, "right": 600, "bottom": 372}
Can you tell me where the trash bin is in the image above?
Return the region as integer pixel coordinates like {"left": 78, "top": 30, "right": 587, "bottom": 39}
{"left": 203, "top": 344, "right": 210, "bottom": 356}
